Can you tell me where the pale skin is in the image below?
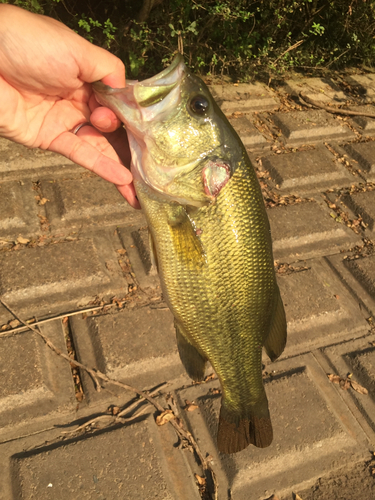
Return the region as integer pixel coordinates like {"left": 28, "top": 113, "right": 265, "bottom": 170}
{"left": 0, "top": 4, "right": 140, "bottom": 208}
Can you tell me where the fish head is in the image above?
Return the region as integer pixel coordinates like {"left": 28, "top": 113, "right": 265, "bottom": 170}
{"left": 93, "top": 54, "right": 243, "bottom": 207}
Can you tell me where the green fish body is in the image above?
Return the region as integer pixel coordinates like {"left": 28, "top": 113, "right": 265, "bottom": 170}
{"left": 93, "top": 55, "right": 287, "bottom": 454}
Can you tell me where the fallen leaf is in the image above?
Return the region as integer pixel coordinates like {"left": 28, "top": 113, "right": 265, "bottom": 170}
{"left": 17, "top": 236, "right": 30, "bottom": 245}
{"left": 185, "top": 400, "right": 199, "bottom": 412}
{"left": 76, "top": 391, "right": 84, "bottom": 402}
{"left": 194, "top": 474, "right": 206, "bottom": 485}
{"left": 155, "top": 409, "right": 175, "bottom": 426}
{"left": 209, "top": 388, "right": 221, "bottom": 395}
{"left": 38, "top": 197, "right": 49, "bottom": 205}
{"left": 339, "top": 378, "right": 351, "bottom": 390}
{"left": 293, "top": 494, "right": 303, "bottom": 500}
{"left": 204, "top": 372, "right": 216, "bottom": 382}
{"left": 9, "top": 319, "right": 20, "bottom": 328}
{"left": 328, "top": 374, "right": 341, "bottom": 384}
{"left": 350, "top": 380, "right": 368, "bottom": 395}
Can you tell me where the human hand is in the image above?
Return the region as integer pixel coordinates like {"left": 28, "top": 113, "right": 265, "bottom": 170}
{"left": 0, "top": 5, "right": 140, "bottom": 208}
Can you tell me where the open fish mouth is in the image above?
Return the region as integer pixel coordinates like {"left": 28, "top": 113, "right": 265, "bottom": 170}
{"left": 92, "top": 54, "right": 187, "bottom": 118}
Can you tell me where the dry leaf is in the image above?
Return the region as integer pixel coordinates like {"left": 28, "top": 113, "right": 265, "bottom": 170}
{"left": 17, "top": 236, "right": 30, "bottom": 245}
{"left": 209, "top": 388, "right": 221, "bottom": 395}
{"left": 293, "top": 494, "right": 303, "bottom": 500}
{"left": 185, "top": 400, "right": 199, "bottom": 412}
{"left": 155, "top": 409, "right": 175, "bottom": 426}
{"left": 194, "top": 474, "right": 206, "bottom": 486}
{"left": 9, "top": 319, "right": 20, "bottom": 328}
{"left": 340, "top": 378, "right": 351, "bottom": 390}
{"left": 204, "top": 372, "right": 216, "bottom": 382}
{"left": 328, "top": 374, "right": 341, "bottom": 384}
{"left": 350, "top": 380, "right": 368, "bottom": 395}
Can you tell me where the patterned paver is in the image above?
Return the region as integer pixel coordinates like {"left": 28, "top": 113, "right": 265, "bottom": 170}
{"left": 1, "top": 71, "right": 375, "bottom": 500}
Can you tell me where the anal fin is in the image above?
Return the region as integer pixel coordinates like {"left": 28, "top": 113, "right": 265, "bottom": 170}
{"left": 264, "top": 287, "right": 287, "bottom": 362}
{"left": 175, "top": 320, "right": 207, "bottom": 382}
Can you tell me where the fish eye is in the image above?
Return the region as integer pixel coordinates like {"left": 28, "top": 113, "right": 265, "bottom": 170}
{"left": 189, "top": 95, "right": 209, "bottom": 115}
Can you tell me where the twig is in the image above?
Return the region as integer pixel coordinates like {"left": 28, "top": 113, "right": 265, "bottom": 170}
{"left": 0, "top": 299, "right": 218, "bottom": 500}
{"left": 299, "top": 92, "right": 375, "bottom": 118}
{"left": 0, "top": 304, "right": 117, "bottom": 338}
{"left": 324, "top": 47, "right": 350, "bottom": 68}
{"left": 273, "top": 40, "right": 304, "bottom": 66}
{"left": 0, "top": 299, "right": 102, "bottom": 391}
{"left": 63, "top": 382, "right": 169, "bottom": 435}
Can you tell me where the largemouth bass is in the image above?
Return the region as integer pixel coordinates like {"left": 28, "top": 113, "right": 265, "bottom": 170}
{"left": 93, "top": 55, "right": 287, "bottom": 454}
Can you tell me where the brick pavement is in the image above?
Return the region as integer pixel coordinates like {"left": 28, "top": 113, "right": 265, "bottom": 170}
{"left": 1, "top": 73, "right": 375, "bottom": 500}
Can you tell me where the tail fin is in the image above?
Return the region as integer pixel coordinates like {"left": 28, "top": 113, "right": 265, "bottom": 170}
{"left": 217, "top": 400, "right": 273, "bottom": 454}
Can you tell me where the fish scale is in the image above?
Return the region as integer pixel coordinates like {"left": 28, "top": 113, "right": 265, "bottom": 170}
{"left": 93, "top": 54, "right": 287, "bottom": 453}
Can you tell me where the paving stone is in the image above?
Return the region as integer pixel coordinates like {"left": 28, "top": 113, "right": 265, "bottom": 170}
{"left": 268, "top": 201, "right": 361, "bottom": 262}
{"left": 276, "top": 258, "right": 369, "bottom": 359}
{"left": 345, "top": 74, "right": 375, "bottom": 102}
{"left": 340, "top": 189, "right": 375, "bottom": 230}
{"left": 327, "top": 253, "right": 375, "bottom": 318}
{"left": 261, "top": 145, "right": 355, "bottom": 193}
{"left": 0, "top": 320, "right": 75, "bottom": 428}
{"left": 298, "top": 460, "right": 375, "bottom": 500}
{"left": 10, "top": 421, "right": 185, "bottom": 500}
{"left": 0, "top": 233, "right": 129, "bottom": 323}
{"left": 227, "top": 116, "right": 268, "bottom": 149}
{"left": 271, "top": 110, "right": 355, "bottom": 145}
{"left": 0, "top": 181, "right": 40, "bottom": 239}
{"left": 117, "top": 226, "right": 160, "bottom": 290}
{"left": 343, "top": 141, "right": 375, "bottom": 181}
{"left": 347, "top": 105, "right": 375, "bottom": 134}
{"left": 343, "top": 255, "right": 375, "bottom": 304}
{"left": 318, "top": 337, "right": 375, "bottom": 446}
{"left": 283, "top": 77, "right": 348, "bottom": 103}
{"left": 40, "top": 177, "right": 143, "bottom": 231}
{"left": 0, "top": 138, "right": 81, "bottom": 181}
{"left": 70, "top": 306, "right": 183, "bottom": 403}
{"left": 210, "top": 83, "right": 280, "bottom": 113}
{"left": 175, "top": 354, "right": 370, "bottom": 500}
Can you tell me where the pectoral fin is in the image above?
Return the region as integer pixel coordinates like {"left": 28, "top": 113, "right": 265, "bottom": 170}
{"left": 167, "top": 206, "right": 205, "bottom": 267}
{"left": 264, "top": 287, "right": 287, "bottom": 362}
{"left": 175, "top": 320, "right": 207, "bottom": 382}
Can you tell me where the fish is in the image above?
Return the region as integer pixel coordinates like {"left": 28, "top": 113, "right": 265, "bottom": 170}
{"left": 93, "top": 54, "right": 287, "bottom": 454}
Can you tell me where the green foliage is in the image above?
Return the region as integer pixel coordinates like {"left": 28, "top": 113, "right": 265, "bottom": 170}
{"left": 2, "top": 0, "right": 375, "bottom": 80}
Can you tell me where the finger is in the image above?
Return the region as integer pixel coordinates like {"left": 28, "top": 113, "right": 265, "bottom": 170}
{"left": 116, "top": 183, "right": 141, "bottom": 209}
{"left": 90, "top": 105, "right": 122, "bottom": 133}
{"left": 49, "top": 127, "right": 132, "bottom": 186}
{"left": 77, "top": 43, "right": 126, "bottom": 88}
